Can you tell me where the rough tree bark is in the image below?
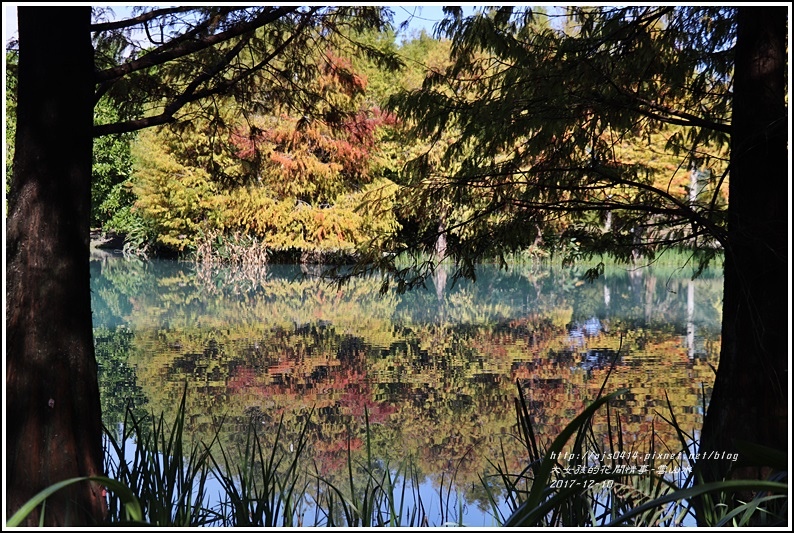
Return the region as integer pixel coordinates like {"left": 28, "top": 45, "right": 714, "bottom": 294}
{"left": 696, "top": 6, "right": 788, "bottom": 521}
{"left": 6, "top": 7, "right": 107, "bottom": 525}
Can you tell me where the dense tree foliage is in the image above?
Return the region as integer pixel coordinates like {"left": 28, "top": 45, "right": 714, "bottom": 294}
{"left": 4, "top": 4, "right": 787, "bottom": 526}
{"left": 361, "top": 7, "right": 787, "bottom": 523}
{"left": 127, "top": 43, "right": 402, "bottom": 260}
{"left": 5, "top": 6, "right": 399, "bottom": 525}
{"left": 362, "top": 7, "right": 734, "bottom": 288}
{"left": 90, "top": 98, "right": 136, "bottom": 228}
{"left": 111, "top": 28, "right": 469, "bottom": 263}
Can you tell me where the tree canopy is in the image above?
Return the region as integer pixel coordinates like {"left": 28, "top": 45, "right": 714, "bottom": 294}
{"left": 372, "top": 8, "right": 788, "bottom": 524}
{"left": 4, "top": 5, "right": 788, "bottom": 527}
{"left": 352, "top": 6, "right": 736, "bottom": 290}
{"left": 5, "top": 6, "right": 402, "bottom": 525}
{"left": 89, "top": 6, "right": 401, "bottom": 135}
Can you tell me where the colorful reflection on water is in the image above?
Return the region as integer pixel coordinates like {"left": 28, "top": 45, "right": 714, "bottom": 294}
{"left": 92, "top": 257, "right": 722, "bottom": 525}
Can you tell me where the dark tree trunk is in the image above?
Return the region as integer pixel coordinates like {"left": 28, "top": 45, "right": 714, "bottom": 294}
{"left": 6, "top": 7, "right": 107, "bottom": 525}
{"left": 696, "top": 6, "right": 788, "bottom": 522}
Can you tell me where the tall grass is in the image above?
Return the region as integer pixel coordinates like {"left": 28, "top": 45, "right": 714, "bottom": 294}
{"left": 8, "top": 378, "right": 785, "bottom": 527}
{"left": 485, "top": 374, "right": 788, "bottom": 527}
{"left": 309, "top": 409, "right": 467, "bottom": 527}
{"left": 98, "top": 387, "right": 465, "bottom": 527}
{"left": 103, "top": 384, "right": 219, "bottom": 526}
{"left": 208, "top": 410, "right": 312, "bottom": 526}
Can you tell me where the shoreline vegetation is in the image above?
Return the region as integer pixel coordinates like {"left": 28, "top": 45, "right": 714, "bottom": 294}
{"left": 91, "top": 228, "right": 375, "bottom": 266}
{"left": 91, "top": 228, "right": 723, "bottom": 273}
{"left": 8, "top": 381, "right": 786, "bottom": 527}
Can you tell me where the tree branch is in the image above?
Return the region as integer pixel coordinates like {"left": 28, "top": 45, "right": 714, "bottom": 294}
{"left": 94, "top": 6, "right": 300, "bottom": 84}
{"left": 621, "top": 94, "right": 731, "bottom": 135}
{"left": 93, "top": 8, "right": 239, "bottom": 104}
{"left": 90, "top": 6, "right": 196, "bottom": 32}
{"left": 93, "top": 8, "right": 319, "bottom": 137}
{"left": 416, "top": 161, "right": 729, "bottom": 247}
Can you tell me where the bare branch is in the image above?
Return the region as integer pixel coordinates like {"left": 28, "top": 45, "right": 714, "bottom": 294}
{"left": 90, "top": 6, "right": 196, "bottom": 32}
{"left": 93, "top": 8, "right": 319, "bottom": 137}
{"left": 94, "top": 6, "right": 300, "bottom": 84}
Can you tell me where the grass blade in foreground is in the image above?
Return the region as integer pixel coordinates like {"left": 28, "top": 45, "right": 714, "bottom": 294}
{"left": 6, "top": 476, "right": 144, "bottom": 527}
{"left": 504, "top": 388, "right": 629, "bottom": 526}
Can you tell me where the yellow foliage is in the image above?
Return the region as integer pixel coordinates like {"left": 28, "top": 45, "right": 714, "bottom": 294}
{"left": 213, "top": 178, "right": 400, "bottom": 255}
{"left": 131, "top": 129, "right": 219, "bottom": 251}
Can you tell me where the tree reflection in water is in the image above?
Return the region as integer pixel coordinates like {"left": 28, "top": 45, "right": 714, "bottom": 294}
{"left": 92, "top": 258, "right": 722, "bottom": 521}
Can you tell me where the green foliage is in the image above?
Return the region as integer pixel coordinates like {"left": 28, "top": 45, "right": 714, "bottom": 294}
{"left": 5, "top": 49, "right": 18, "bottom": 196}
{"left": 101, "top": 182, "right": 140, "bottom": 233}
{"left": 6, "top": 475, "right": 144, "bottom": 527}
{"left": 92, "top": 97, "right": 135, "bottom": 227}
{"left": 131, "top": 129, "right": 220, "bottom": 252}
{"left": 374, "top": 7, "right": 734, "bottom": 289}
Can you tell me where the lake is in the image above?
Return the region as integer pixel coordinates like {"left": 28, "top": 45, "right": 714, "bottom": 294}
{"left": 91, "top": 256, "right": 722, "bottom": 526}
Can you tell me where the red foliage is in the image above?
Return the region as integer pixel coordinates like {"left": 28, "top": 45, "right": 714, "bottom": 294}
{"left": 227, "top": 51, "right": 398, "bottom": 188}
{"left": 323, "top": 50, "right": 368, "bottom": 96}
{"left": 228, "top": 366, "right": 259, "bottom": 393}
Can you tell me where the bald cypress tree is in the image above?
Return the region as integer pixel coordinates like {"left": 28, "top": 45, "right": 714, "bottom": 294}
{"left": 5, "top": 6, "right": 397, "bottom": 525}
{"left": 378, "top": 6, "right": 788, "bottom": 522}
{"left": 7, "top": 8, "right": 105, "bottom": 525}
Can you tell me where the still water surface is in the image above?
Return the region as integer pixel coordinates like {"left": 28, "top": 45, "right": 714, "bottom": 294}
{"left": 91, "top": 257, "right": 722, "bottom": 525}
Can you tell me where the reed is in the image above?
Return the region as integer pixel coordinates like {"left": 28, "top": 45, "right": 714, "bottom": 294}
{"left": 195, "top": 229, "right": 270, "bottom": 267}
{"left": 487, "top": 373, "right": 787, "bottom": 527}
{"left": 309, "top": 409, "right": 454, "bottom": 527}
{"left": 103, "top": 383, "right": 219, "bottom": 526}
{"left": 207, "top": 411, "right": 312, "bottom": 526}
{"left": 8, "top": 377, "right": 784, "bottom": 528}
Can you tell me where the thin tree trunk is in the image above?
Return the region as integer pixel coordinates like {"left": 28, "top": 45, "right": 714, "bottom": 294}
{"left": 696, "top": 6, "right": 787, "bottom": 524}
{"left": 6, "top": 7, "right": 107, "bottom": 525}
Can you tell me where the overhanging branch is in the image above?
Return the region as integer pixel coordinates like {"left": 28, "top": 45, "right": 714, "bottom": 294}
{"left": 94, "top": 6, "right": 300, "bottom": 84}
{"left": 93, "top": 8, "right": 319, "bottom": 137}
{"left": 90, "top": 6, "right": 196, "bottom": 32}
